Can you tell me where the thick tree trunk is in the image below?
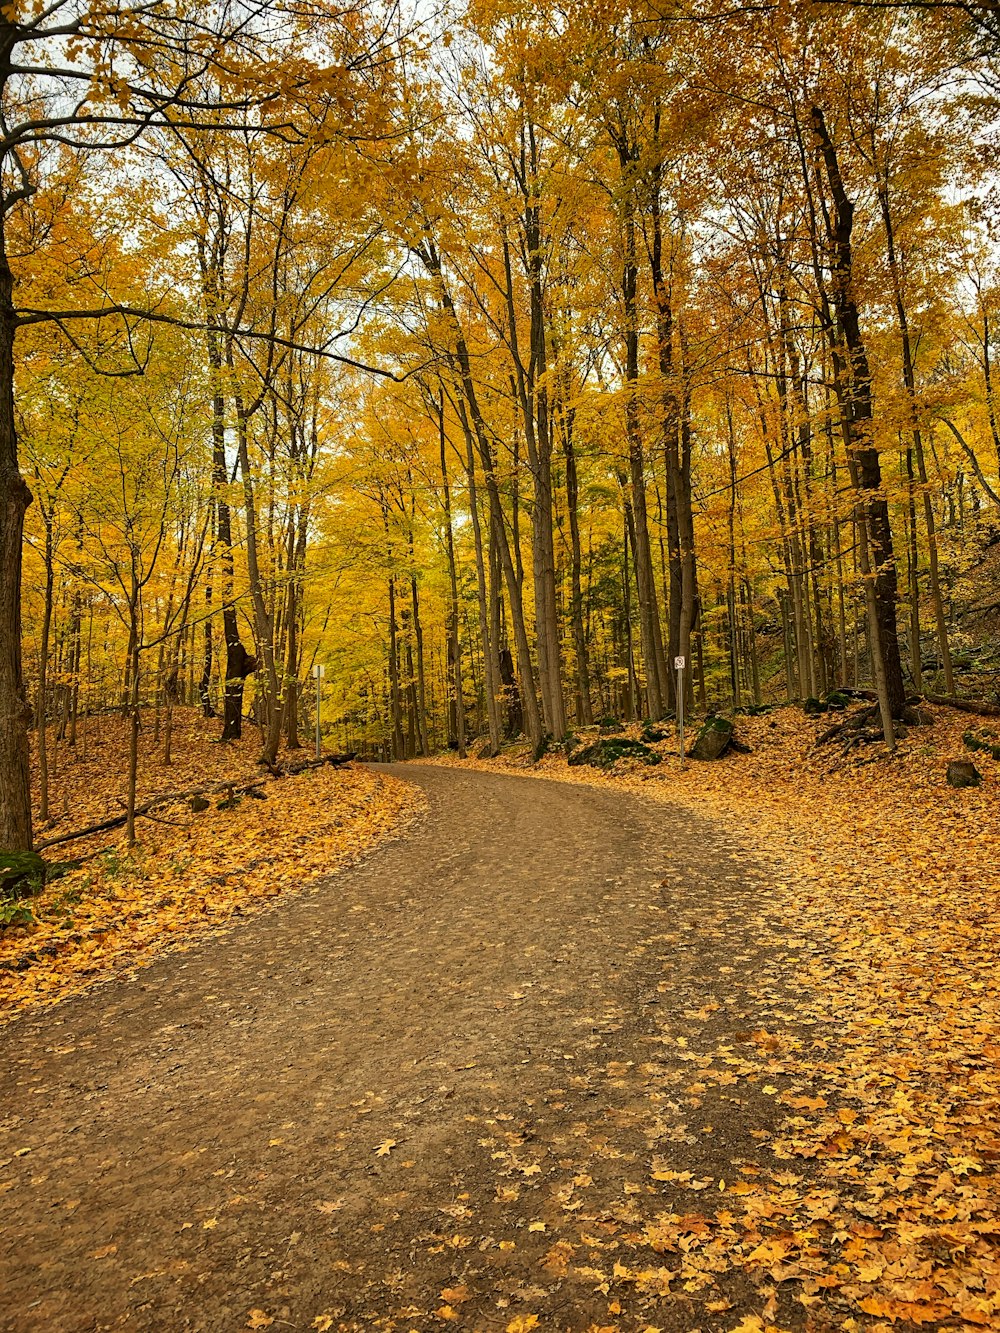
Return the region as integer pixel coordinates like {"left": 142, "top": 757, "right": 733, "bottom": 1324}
{"left": 0, "top": 218, "right": 33, "bottom": 852}
{"left": 812, "top": 107, "right": 905, "bottom": 718}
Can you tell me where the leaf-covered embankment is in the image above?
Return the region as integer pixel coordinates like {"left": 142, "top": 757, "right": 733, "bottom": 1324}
{"left": 433, "top": 703, "right": 1000, "bottom": 1329}
{"left": 1, "top": 712, "right": 424, "bottom": 1023}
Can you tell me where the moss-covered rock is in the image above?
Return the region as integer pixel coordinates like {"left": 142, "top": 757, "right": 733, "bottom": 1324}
{"left": 963, "top": 730, "right": 1000, "bottom": 760}
{"left": 0, "top": 851, "right": 47, "bottom": 899}
{"left": 567, "top": 738, "right": 660, "bottom": 769}
{"left": 641, "top": 722, "right": 671, "bottom": 743}
{"left": 947, "top": 760, "right": 981, "bottom": 788}
{"left": 689, "top": 716, "right": 735, "bottom": 761}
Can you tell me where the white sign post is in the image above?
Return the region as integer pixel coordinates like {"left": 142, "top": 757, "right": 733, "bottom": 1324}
{"left": 312, "top": 663, "right": 326, "bottom": 758}
{"left": 674, "top": 656, "right": 686, "bottom": 767}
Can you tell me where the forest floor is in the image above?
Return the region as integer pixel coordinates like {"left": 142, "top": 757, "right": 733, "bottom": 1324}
{"left": 2, "top": 712, "right": 423, "bottom": 1020}
{"left": 0, "top": 708, "right": 996, "bottom": 1332}
{"left": 424, "top": 702, "right": 1000, "bottom": 1331}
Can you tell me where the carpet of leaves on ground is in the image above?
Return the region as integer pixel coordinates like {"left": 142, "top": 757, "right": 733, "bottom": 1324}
{"left": 432, "top": 703, "right": 999, "bottom": 1331}
{"left": 1, "top": 711, "right": 423, "bottom": 1022}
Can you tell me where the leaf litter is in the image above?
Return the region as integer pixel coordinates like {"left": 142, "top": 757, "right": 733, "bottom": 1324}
{"left": 3, "top": 711, "right": 424, "bottom": 1022}
{"left": 3, "top": 703, "right": 997, "bottom": 1331}
{"left": 430, "top": 701, "right": 1000, "bottom": 1331}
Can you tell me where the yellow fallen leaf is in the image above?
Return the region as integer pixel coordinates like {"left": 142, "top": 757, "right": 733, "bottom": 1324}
{"left": 374, "top": 1139, "right": 397, "bottom": 1156}
{"left": 246, "top": 1313, "right": 273, "bottom": 1330}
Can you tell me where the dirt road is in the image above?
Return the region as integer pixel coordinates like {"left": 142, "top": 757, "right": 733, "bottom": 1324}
{"left": 0, "top": 765, "right": 795, "bottom": 1332}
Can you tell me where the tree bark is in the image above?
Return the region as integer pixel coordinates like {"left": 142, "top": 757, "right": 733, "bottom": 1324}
{"left": 438, "top": 396, "right": 466, "bottom": 757}
{"left": 0, "top": 208, "right": 33, "bottom": 852}
{"left": 811, "top": 106, "right": 905, "bottom": 717}
{"left": 621, "top": 169, "right": 667, "bottom": 720}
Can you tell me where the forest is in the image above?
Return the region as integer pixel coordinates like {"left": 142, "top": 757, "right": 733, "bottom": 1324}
{"left": 2, "top": 5, "right": 1000, "bottom": 1331}
{"left": 4, "top": 0, "right": 1000, "bottom": 859}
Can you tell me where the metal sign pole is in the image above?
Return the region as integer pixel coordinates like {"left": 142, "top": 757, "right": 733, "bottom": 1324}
{"left": 675, "top": 655, "right": 686, "bottom": 768}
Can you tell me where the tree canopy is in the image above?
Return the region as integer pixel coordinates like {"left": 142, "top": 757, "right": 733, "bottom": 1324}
{"left": 5, "top": 0, "right": 1000, "bottom": 847}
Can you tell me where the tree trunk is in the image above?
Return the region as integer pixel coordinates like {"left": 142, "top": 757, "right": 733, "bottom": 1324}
{"left": 36, "top": 516, "right": 54, "bottom": 824}
{"left": 231, "top": 372, "right": 281, "bottom": 767}
{"left": 439, "top": 393, "right": 466, "bottom": 757}
{"left": 621, "top": 172, "right": 667, "bottom": 719}
{"left": 125, "top": 632, "right": 141, "bottom": 846}
{"left": 500, "top": 223, "right": 564, "bottom": 738}
{"left": 417, "top": 239, "right": 543, "bottom": 751}
{"left": 812, "top": 106, "right": 905, "bottom": 718}
{"left": 387, "top": 573, "right": 404, "bottom": 759}
{"left": 0, "top": 212, "right": 33, "bottom": 852}
{"left": 876, "top": 178, "right": 954, "bottom": 696}
{"left": 563, "top": 404, "right": 592, "bottom": 726}
{"left": 206, "top": 325, "right": 254, "bottom": 741}
{"left": 454, "top": 393, "right": 501, "bottom": 752}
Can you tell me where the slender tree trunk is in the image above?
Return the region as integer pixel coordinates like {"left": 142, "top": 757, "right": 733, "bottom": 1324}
{"left": 439, "top": 396, "right": 466, "bottom": 757}
{"left": 500, "top": 225, "right": 564, "bottom": 737}
{"left": 208, "top": 332, "right": 253, "bottom": 740}
{"left": 36, "top": 517, "right": 54, "bottom": 824}
{"left": 621, "top": 174, "right": 667, "bottom": 719}
{"left": 676, "top": 372, "right": 698, "bottom": 699}
{"left": 417, "top": 241, "right": 542, "bottom": 751}
{"left": 387, "top": 573, "right": 404, "bottom": 759}
{"left": 904, "top": 446, "right": 922, "bottom": 690}
{"left": 409, "top": 574, "right": 428, "bottom": 755}
{"left": 563, "top": 411, "right": 592, "bottom": 725}
{"left": 125, "top": 623, "right": 141, "bottom": 847}
{"left": 454, "top": 394, "right": 501, "bottom": 751}
{"left": 647, "top": 115, "right": 680, "bottom": 715}
{"left": 622, "top": 508, "right": 638, "bottom": 722}
{"left": 232, "top": 378, "right": 282, "bottom": 766}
